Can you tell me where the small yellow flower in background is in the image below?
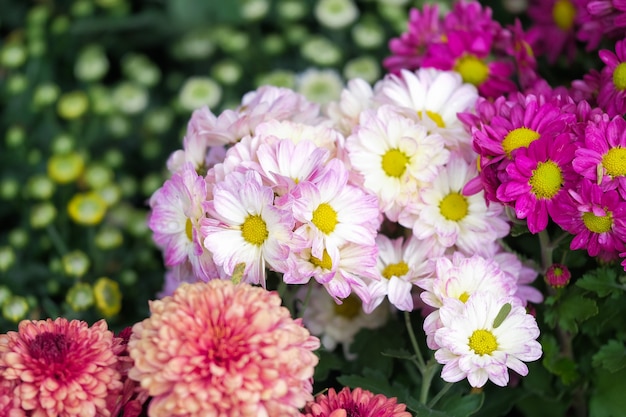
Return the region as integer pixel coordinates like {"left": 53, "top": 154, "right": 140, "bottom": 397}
{"left": 47, "top": 151, "right": 85, "bottom": 184}
{"left": 62, "top": 250, "right": 90, "bottom": 278}
{"left": 94, "top": 277, "right": 122, "bottom": 317}
{"left": 2, "top": 295, "right": 29, "bottom": 322}
{"left": 0, "top": 247, "right": 16, "bottom": 272}
{"left": 68, "top": 191, "right": 107, "bottom": 225}
{"left": 30, "top": 202, "right": 57, "bottom": 229}
{"left": 66, "top": 282, "right": 95, "bottom": 311}
{"left": 57, "top": 90, "right": 89, "bottom": 119}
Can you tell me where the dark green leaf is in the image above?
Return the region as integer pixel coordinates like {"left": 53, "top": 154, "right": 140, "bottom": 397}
{"left": 438, "top": 391, "right": 484, "bottom": 417}
{"left": 589, "top": 368, "right": 626, "bottom": 417}
{"left": 592, "top": 340, "right": 626, "bottom": 372}
{"left": 543, "top": 293, "right": 598, "bottom": 333}
{"left": 576, "top": 268, "right": 623, "bottom": 298}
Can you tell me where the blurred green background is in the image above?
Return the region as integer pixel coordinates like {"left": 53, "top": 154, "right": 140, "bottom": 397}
{"left": 0, "top": 0, "right": 461, "bottom": 332}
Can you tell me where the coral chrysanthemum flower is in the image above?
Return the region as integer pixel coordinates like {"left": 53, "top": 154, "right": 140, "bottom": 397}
{"left": 574, "top": 113, "right": 626, "bottom": 198}
{"left": 434, "top": 293, "right": 542, "bottom": 388}
{"left": 497, "top": 134, "right": 578, "bottom": 233}
{"left": 0, "top": 318, "right": 123, "bottom": 417}
{"left": 552, "top": 179, "right": 626, "bottom": 258}
{"left": 128, "top": 280, "right": 320, "bottom": 417}
{"left": 302, "top": 386, "right": 412, "bottom": 417}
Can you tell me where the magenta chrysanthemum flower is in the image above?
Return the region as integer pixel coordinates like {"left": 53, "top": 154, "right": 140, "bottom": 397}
{"left": 545, "top": 263, "right": 572, "bottom": 288}
{"left": 128, "top": 280, "right": 320, "bottom": 417}
{"left": 383, "top": 4, "right": 442, "bottom": 74}
{"left": 302, "top": 387, "right": 412, "bottom": 417}
{"left": 598, "top": 38, "right": 626, "bottom": 116}
{"left": 527, "top": 0, "right": 579, "bottom": 64}
{"left": 0, "top": 318, "right": 124, "bottom": 417}
{"left": 496, "top": 134, "right": 578, "bottom": 233}
{"left": 576, "top": 0, "right": 626, "bottom": 50}
{"left": 552, "top": 180, "right": 626, "bottom": 257}
{"left": 573, "top": 113, "right": 626, "bottom": 199}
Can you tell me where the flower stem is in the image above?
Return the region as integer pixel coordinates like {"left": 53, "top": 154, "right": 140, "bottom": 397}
{"left": 46, "top": 224, "right": 68, "bottom": 257}
{"left": 419, "top": 359, "right": 441, "bottom": 404}
{"left": 404, "top": 311, "right": 426, "bottom": 372}
{"left": 427, "top": 382, "right": 453, "bottom": 408}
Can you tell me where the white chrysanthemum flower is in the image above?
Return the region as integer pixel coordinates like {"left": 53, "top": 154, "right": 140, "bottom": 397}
{"left": 300, "top": 283, "right": 390, "bottom": 359}
{"left": 399, "top": 152, "right": 509, "bottom": 255}
{"left": 325, "top": 77, "right": 375, "bottom": 136}
{"left": 314, "top": 0, "right": 359, "bottom": 29}
{"left": 296, "top": 68, "right": 344, "bottom": 106}
{"left": 375, "top": 68, "right": 478, "bottom": 160}
{"left": 417, "top": 252, "right": 517, "bottom": 349}
{"left": 365, "top": 234, "right": 440, "bottom": 313}
{"left": 254, "top": 119, "right": 343, "bottom": 158}
{"left": 346, "top": 105, "right": 450, "bottom": 221}
{"left": 201, "top": 169, "right": 305, "bottom": 286}
{"left": 434, "top": 292, "right": 542, "bottom": 388}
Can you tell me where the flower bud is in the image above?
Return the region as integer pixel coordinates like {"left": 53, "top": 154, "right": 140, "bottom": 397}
{"left": 94, "top": 277, "right": 122, "bottom": 317}
{"left": 545, "top": 263, "right": 571, "bottom": 288}
{"left": 2, "top": 295, "right": 29, "bottom": 322}
{"left": 66, "top": 282, "right": 95, "bottom": 311}
{"left": 62, "top": 250, "right": 91, "bottom": 278}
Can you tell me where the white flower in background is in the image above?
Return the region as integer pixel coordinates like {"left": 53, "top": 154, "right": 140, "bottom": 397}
{"left": 301, "top": 36, "right": 342, "bottom": 66}
{"left": 296, "top": 68, "right": 344, "bottom": 106}
{"left": 74, "top": 44, "right": 109, "bottom": 82}
{"left": 112, "top": 81, "right": 148, "bottom": 115}
{"left": 434, "top": 293, "right": 542, "bottom": 387}
{"left": 240, "top": 0, "right": 270, "bottom": 21}
{"left": 325, "top": 77, "right": 375, "bottom": 136}
{"left": 343, "top": 56, "right": 381, "bottom": 84}
{"left": 299, "top": 283, "right": 390, "bottom": 359}
{"left": 178, "top": 76, "right": 223, "bottom": 112}
{"left": 314, "top": 0, "right": 359, "bottom": 29}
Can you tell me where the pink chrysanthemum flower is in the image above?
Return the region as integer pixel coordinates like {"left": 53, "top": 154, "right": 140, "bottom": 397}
{"left": 574, "top": 113, "right": 626, "bottom": 199}
{"left": 598, "top": 38, "right": 626, "bottom": 116}
{"left": 434, "top": 293, "right": 542, "bottom": 388}
{"left": 326, "top": 78, "right": 375, "bottom": 137}
{"left": 526, "top": 0, "right": 579, "bottom": 64}
{"left": 149, "top": 163, "right": 219, "bottom": 281}
{"left": 497, "top": 134, "right": 578, "bottom": 233}
{"left": 552, "top": 179, "right": 626, "bottom": 257}
{"left": 128, "top": 280, "right": 320, "bottom": 417}
{"left": 302, "top": 387, "right": 412, "bottom": 417}
{"left": 0, "top": 318, "right": 123, "bottom": 417}
{"left": 383, "top": 4, "right": 442, "bottom": 74}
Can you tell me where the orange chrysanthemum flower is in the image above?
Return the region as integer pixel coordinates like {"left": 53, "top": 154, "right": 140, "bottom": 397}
{"left": 128, "top": 280, "right": 320, "bottom": 417}
{"left": 0, "top": 318, "right": 124, "bottom": 417}
{"left": 302, "top": 387, "right": 412, "bottom": 417}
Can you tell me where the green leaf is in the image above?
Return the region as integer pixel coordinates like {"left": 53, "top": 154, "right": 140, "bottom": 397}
{"left": 576, "top": 268, "right": 623, "bottom": 298}
{"left": 543, "top": 293, "right": 598, "bottom": 333}
{"left": 438, "top": 391, "right": 484, "bottom": 417}
{"left": 541, "top": 335, "right": 579, "bottom": 385}
{"left": 589, "top": 368, "right": 626, "bottom": 417}
{"left": 313, "top": 349, "right": 344, "bottom": 382}
{"left": 592, "top": 340, "right": 626, "bottom": 372}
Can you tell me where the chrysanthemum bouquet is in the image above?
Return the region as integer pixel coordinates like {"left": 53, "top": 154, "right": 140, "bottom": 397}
{"left": 3, "top": 0, "right": 626, "bottom": 416}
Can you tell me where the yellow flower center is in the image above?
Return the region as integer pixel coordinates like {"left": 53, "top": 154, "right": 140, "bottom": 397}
{"left": 439, "top": 192, "right": 469, "bottom": 221}
{"left": 47, "top": 152, "right": 85, "bottom": 184}
{"left": 613, "top": 63, "right": 626, "bottom": 91}
{"left": 418, "top": 110, "right": 446, "bottom": 128}
{"left": 185, "top": 218, "right": 193, "bottom": 241}
{"left": 381, "top": 148, "right": 409, "bottom": 178}
{"left": 582, "top": 211, "right": 613, "bottom": 233}
{"left": 458, "top": 291, "right": 470, "bottom": 303}
{"left": 502, "top": 127, "right": 540, "bottom": 158}
{"left": 454, "top": 54, "right": 489, "bottom": 87}
{"left": 529, "top": 160, "right": 563, "bottom": 199}
{"left": 468, "top": 329, "right": 498, "bottom": 355}
{"left": 241, "top": 214, "right": 268, "bottom": 245}
{"left": 334, "top": 294, "right": 362, "bottom": 319}
{"left": 602, "top": 147, "right": 626, "bottom": 177}
{"left": 552, "top": 0, "right": 577, "bottom": 31}
{"left": 312, "top": 203, "right": 338, "bottom": 234}
{"left": 382, "top": 261, "right": 409, "bottom": 279}
{"left": 67, "top": 192, "right": 107, "bottom": 226}
{"left": 310, "top": 249, "right": 333, "bottom": 270}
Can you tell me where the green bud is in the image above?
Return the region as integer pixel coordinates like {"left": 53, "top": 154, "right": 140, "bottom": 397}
{"left": 2, "top": 295, "right": 29, "bottom": 322}
{"left": 0, "top": 247, "right": 16, "bottom": 272}
{"left": 75, "top": 44, "right": 110, "bottom": 82}
{"left": 27, "top": 39, "right": 46, "bottom": 57}
{"left": 240, "top": 0, "right": 270, "bottom": 21}
{"left": 95, "top": 226, "right": 123, "bottom": 250}
{"left": 301, "top": 36, "right": 342, "bottom": 66}
{"left": 84, "top": 163, "right": 113, "bottom": 189}
{"left": 71, "top": 0, "right": 95, "bottom": 17}
{"left": 8, "top": 229, "right": 28, "bottom": 249}
{"left": 57, "top": 90, "right": 90, "bottom": 120}
{"left": 214, "top": 27, "right": 249, "bottom": 53}
{"left": 66, "top": 282, "right": 94, "bottom": 311}
{"left": 98, "top": 183, "right": 121, "bottom": 206}
{"left": 277, "top": 0, "right": 308, "bottom": 20}
{"left": 141, "top": 174, "right": 163, "bottom": 199}
{"left": 93, "top": 277, "right": 122, "bottom": 317}
{"left": 46, "top": 279, "right": 61, "bottom": 295}
{"left": 120, "top": 269, "right": 137, "bottom": 286}
{"left": 119, "top": 176, "right": 138, "bottom": 197}
{"left": 178, "top": 76, "right": 222, "bottom": 111}
{"left": 351, "top": 18, "right": 385, "bottom": 49}
{"left": 5, "top": 125, "right": 25, "bottom": 148}
{"left": 261, "top": 34, "right": 286, "bottom": 55}
{"left": 172, "top": 28, "right": 215, "bottom": 60}
{"left": 51, "top": 133, "right": 75, "bottom": 154}
{"left": 255, "top": 70, "right": 296, "bottom": 89}
{"left": 1, "top": 43, "right": 27, "bottom": 68}
{"left": 30, "top": 202, "right": 57, "bottom": 229}
{"left": 143, "top": 107, "right": 174, "bottom": 134}
{"left": 343, "top": 55, "right": 381, "bottom": 83}
{"left": 51, "top": 15, "right": 71, "bottom": 35}
{"left": 26, "top": 175, "right": 56, "bottom": 200}
{"left": 112, "top": 81, "right": 148, "bottom": 115}
{"left": 121, "top": 53, "right": 161, "bottom": 87}
{"left": 0, "top": 286, "right": 12, "bottom": 306}
{"left": 27, "top": 5, "right": 51, "bottom": 26}
{"left": 62, "top": 250, "right": 91, "bottom": 278}
{"left": 6, "top": 74, "right": 28, "bottom": 94}
{"left": 211, "top": 59, "right": 243, "bottom": 85}
{"left": 107, "top": 114, "right": 132, "bottom": 138}
{"left": 28, "top": 149, "right": 42, "bottom": 166}
{"left": 33, "top": 82, "right": 61, "bottom": 108}
{"left": 0, "top": 178, "right": 19, "bottom": 200}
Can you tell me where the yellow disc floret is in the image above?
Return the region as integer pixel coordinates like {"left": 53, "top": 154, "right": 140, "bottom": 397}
{"left": 241, "top": 214, "right": 268, "bottom": 245}
{"left": 529, "top": 160, "right": 563, "bottom": 199}
{"left": 312, "top": 203, "right": 338, "bottom": 234}
{"left": 468, "top": 329, "right": 498, "bottom": 355}
{"left": 502, "top": 127, "right": 540, "bottom": 158}
{"left": 439, "top": 192, "right": 469, "bottom": 221}
{"left": 381, "top": 148, "right": 409, "bottom": 178}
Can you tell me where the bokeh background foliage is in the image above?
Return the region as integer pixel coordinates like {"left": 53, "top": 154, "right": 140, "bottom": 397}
{"left": 0, "top": 0, "right": 445, "bottom": 333}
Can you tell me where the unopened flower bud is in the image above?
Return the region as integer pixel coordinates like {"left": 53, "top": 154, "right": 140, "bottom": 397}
{"left": 545, "top": 264, "right": 571, "bottom": 288}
